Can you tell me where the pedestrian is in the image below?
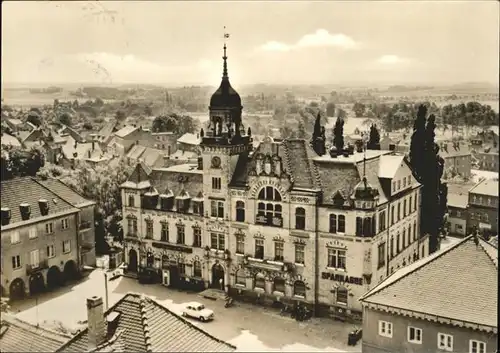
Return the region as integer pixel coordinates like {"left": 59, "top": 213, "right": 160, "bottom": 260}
{"left": 219, "top": 278, "right": 223, "bottom": 290}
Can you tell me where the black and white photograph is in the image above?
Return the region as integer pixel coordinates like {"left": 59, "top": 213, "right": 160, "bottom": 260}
{"left": 0, "top": 1, "right": 498, "bottom": 352}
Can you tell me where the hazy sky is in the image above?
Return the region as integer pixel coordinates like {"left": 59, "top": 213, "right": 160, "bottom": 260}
{"left": 2, "top": 1, "right": 499, "bottom": 86}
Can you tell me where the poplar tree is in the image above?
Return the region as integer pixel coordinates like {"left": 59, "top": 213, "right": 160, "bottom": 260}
{"left": 367, "top": 124, "right": 381, "bottom": 150}
{"left": 333, "top": 117, "right": 344, "bottom": 151}
{"left": 409, "top": 105, "right": 427, "bottom": 182}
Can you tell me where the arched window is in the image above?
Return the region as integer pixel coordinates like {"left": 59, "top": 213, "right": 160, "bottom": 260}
{"left": 236, "top": 201, "right": 245, "bottom": 222}
{"left": 336, "top": 286, "right": 348, "bottom": 305}
{"left": 254, "top": 273, "right": 265, "bottom": 289}
{"left": 329, "top": 214, "right": 337, "bottom": 233}
{"left": 128, "top": 195, "right": 135, "bottom": 207}
{"left": 295, "top": 207, "right": 306, "bottom": 230}
{"left": 293, "top": 281, "right": 306, "bottom": 298}
{"left": 193, "top": 261, "right": 202, "bottom": 278}
{"left": 273, "top": 277, "right": 285, "bottom": 293}
{"left": 338, "top": 215, "right": 346, "bottom": 233}
{"left": 235, "top": 269, "right": 246, "bottom": 286}
{"left": 258, "top": 187, "right": 282, "bottom": 201}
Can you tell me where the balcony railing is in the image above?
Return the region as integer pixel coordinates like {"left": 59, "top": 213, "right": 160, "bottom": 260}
{"left": 255, "top": 214, "right": 283, "bottom": 228}
{"left": 26, "top": 259, "right": 49, "bottom": 276}
{"left": 79, "top": 221, "right": 92, "bottom": 230}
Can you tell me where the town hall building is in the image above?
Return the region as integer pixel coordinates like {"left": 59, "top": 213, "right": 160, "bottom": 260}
{"left": 120, "top": 42, "right": 429, "bottom": 321}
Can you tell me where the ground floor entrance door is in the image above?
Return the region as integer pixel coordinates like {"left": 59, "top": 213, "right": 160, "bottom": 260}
{"left": 211, "top": 263, "right": 225, "bottom": 290}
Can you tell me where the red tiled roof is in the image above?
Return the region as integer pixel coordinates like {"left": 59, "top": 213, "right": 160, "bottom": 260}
{"left": 58, "top": 293, "right": 235, "bottom": 352}
{"left": 360, "top": 235, "right": 498, "bottom": 329}
{"left": 0, "top": 177, "right": 78, "bottom": 225}
{"left": 0, "top": 315, "right": 71, "bottom": 353}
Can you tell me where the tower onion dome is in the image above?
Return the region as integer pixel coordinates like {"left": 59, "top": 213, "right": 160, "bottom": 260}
{"left": 209, "top": 43, "right": 242, "bottom": 108}
{"left": 353, "top": 177, "right": 379, "bottom": 199}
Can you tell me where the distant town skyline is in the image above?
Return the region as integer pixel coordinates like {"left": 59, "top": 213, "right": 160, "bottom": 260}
{"left": 2, "top": 1, "right": 499, "bottom": 86}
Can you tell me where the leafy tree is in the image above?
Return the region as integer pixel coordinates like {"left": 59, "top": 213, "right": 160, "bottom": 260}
{"left": 297, "top": 121, "right": 306, "bottom": 139}
{"left": 353, "top": 102, "right": 366, "bottom": 117}
{"left": 115, "top": 110, "right": 126, "bottom": 121}
{"left": 1, "top": 145, "right": 45, "bottom": 181}
{"left": 83, "top": 122, "right": 93, "bottom": 130}
{"left": 58, "top": 112, "right": 72, "bottom": 126}
{"left": 367, "top": 124, "right": 381, "bottom": 150}
{"left": 27, "top": 111, "right": 42, "bottom": 127}
{"left": 332, "top": 118, "right": 344, "bottom": 151}
{"left": 326, "top": 102, "right": 336, "bottom": 117}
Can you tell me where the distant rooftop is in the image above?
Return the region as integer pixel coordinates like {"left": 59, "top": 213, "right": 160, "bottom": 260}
{"left": 469, "top": 178, "right": 498, "bottom": 197}
{"left": 313, "top": 149, "right": 392, "bottom": 164}
{"left": 154, "top": 163, "right": 203, "bottom": 174}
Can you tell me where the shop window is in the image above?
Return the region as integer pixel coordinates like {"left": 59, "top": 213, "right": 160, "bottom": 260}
{"left": 193, "top": 261, "right": 202, "bottom": 278}
{"left": 254, "top": 274, "right": 265, "bottom": 289}
{"left": 235, "top": 269, "right": 246, "bottom": 286}
{"left": 273, "top": 277, "right": 285, "bottom": 293}
{"left": 293, "top": 280, "right": 306, "bottom": 298}
{"left": 336, "top": 286, "right": 348, "bottom": 305}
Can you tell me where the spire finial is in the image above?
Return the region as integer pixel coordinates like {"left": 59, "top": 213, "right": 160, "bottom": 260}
{"left": 223, "top": 26, "right": 230, "bottom": 79}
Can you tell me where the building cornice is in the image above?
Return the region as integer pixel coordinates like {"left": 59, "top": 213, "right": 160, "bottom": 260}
{"left": 362, "top": 301, "right": 497, "bottom": 334}
{"left": 0, "top": 208, "right": 80, "bottom": 232}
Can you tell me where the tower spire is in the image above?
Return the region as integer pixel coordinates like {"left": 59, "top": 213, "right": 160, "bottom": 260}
{"left": 223, "top": 26, "right": 230, "bottom": 79}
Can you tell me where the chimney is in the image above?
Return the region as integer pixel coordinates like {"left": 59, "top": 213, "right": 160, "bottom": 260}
{"left": 19, "top": 203, "right": 31, "bottom": 221}
{"left": 197, "top": 156, "right": 203, "bottom": 170}
{"left": 74, "top": 140, "right": 78, "bottom": 149}
{"left": 1, "top": 207, "right": 11, "bottom": 226}
{"left": 389, "top": 144, "right": 396, "bottom": 151}
{"left": 88, "top": 150, "right": 91, "bottom": 158}
{"left": 90, "top": 134, "right": 97, "bottom": 151}
{"left": 163, "top": 155, "right": 170, "bottom": 167}
{"left": 87, "top": 296, "right": 107, "bottom": 350}
{"left": 38, "top": 199, "right": 49, "bottom": 216}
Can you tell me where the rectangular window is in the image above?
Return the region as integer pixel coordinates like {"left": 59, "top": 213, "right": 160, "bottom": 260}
{"left": 409, "top": 195, "right": 413, "bottom": 213}
{"left": 210, "top": 200, "right": 224, "bottom": 218}
{"left": 407, "top": 326, "right": 422, "bottom": 344}
{"left": 46, "top": 245, "right": 55, "bottom": 258}
{"left": 178, "top": 262, "right": 186, "bottom": 275}
{"left": 236, "top": 235, "right": 245, "bottom": 254}
{"left": 397, "top": 202, "right": 401, "bottom": 221}
{"left": 61, "top": 218, "right": 69, "bottom": 230}
{"left": 327, "top": 248, "right": 346, "bottom": 269}
{"left": 414, "top": 192, "right": 418, "bottom": 210}
{"left": 10, "top": 232, "right": 20, "bottom": 244}
{"left": 391, "top": 206, "right": 395, "bottom": 225}
{"left": 397, "top": 180, "right": 401, "bottom": 190}
{"left": 45, "top": 222, "right": 54, "bottom": 234}
{"left": 295, "top": 244, "right": 305, "bottom": 265}
{"left": 193, "top": 227, "right": 202, "bottom": 247}
{"left": 403, "top": 177, "right": 407, "bottom": 187}
{"left": 30, "top": 249, "right": 40, "bottom": 268}
{"left": 392, "top": 181, "right": 396, "bottom": 193}
{"left": 146, "top": 221, "right": 153, "bottom": 239}
{"left": 12, "top": 255, "right": 21, "bottom": 269}
{"left": 29, "top": 228, "right": 37, "bottom": 239}
{"left": 377, "top": 243, "right": 385, "bottom": 269}
{"left": 62, "top": 240, "right": 71, "bottom": 254}
{"left": 177, "top": 226, "right": 185, "bottom": 245}
{"left": 437, "top": 333, "right": 453, "bottom": 352}
{"left": 210, "top": 233, "right": 224, "bottom": 250}
{"left": 211, "top": 177, "right": 222, "bottom": 191}
{"left": 403, "top": 199, "right": 407, "bottom": 217}
{"left": 456, "top": 210, "right": 462, "bottom": 218}
{"left": 378, "top": 211, "right": 386, "bottom": 232}
{"left": 161, "top": 223, "right": 169, "bottom": 242}
{"left": 274, "top": 242, "right": 284, "bottom": 262}
{"left": 337, "top": 215, "right": 345, "bottom": 233}
{"left": 255, "top": 239, "right": 264, "bottom": 259}
{"left": 469, "top": 340, "right": 486, "bottom": 353}
{"left": 378, "top": 321, "right": 393, "bottom": 338}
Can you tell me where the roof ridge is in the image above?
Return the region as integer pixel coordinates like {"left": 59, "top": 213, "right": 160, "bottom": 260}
{"left": 361, "top": 235, "right": 476, "bottom": 302}
{"left": 478, "top": 237, "right": 498, "bottom": 268}
{"left": 139, "top": 295, "right": 153, "bottom": 352}
{"left": 143, "top": 294, "right": 237, "bottom": 350}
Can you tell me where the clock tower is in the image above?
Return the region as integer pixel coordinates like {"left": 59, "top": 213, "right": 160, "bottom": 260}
{"left": 199, "top": 38, "right": 251, "bottom": 222}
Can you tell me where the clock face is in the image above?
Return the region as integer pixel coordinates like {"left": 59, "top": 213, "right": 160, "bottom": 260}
{"left": 211, "top": 156, "right": 221, "bottom": 168}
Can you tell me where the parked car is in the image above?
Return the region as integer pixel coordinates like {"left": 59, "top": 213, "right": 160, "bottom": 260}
{"left": 182, "top": 302, "right": 214, "bottom": 322}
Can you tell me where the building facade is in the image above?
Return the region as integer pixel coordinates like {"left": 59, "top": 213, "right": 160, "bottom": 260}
{"left": 120, "top": 42, "right": 429, "bottom": 321}
{"left": 475, "top": 147, "right": 499, "bottom": 172}
{"left": 467, "top": 178, "right": 498, "bottom": 238}
{"left": 1, "top": 178, "right": 96, "bottom": 299}
{"left": 360, "top": 235, "right": 498, "bottom": 353}
{"left": 439, "top": 141, "right": 472, "bottom": 180}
